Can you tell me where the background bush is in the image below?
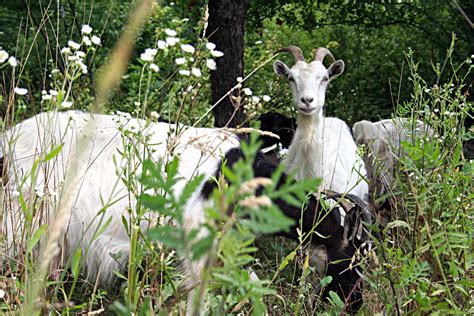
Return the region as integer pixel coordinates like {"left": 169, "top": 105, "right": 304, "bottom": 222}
{"left": 0, "top": 0, "right": 472, "bottom": 314}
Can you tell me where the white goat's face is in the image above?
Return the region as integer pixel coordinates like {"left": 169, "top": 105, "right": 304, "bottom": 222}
{"left": 274, "top": 57, "right": 344, "bottom": 116}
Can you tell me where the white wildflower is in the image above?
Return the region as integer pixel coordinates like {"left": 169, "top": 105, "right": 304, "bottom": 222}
{"left": 210, "top": 50, "right": 224, "bottom": 58}
{"left": 205, "top": 42, "right": 216, "bottom": 50}
{"left": 165, "top": 29, "right": 177, "bottom": 37}
{"left": 140, "top": 48, "right": 157, "bottom": 62}
{"left": 252, "top": 96, "right": 261, "bottom": 103}
{"left": 14, "top": 87, "right": 28, "bottom": 95}
{"left": 150, "top": 63, "right": 159, "bottom": 72}
{"left": 41, "top": 90, "right": 47, "bottom": 95}
{"left": 191, "top": 67, "right": 202, "bottom": 77}
{"left": 150, "top": 111, "right": 160, "bottom": 120}
{"left": 49, "top": 89, "right": 58, "bottom": 96}
{"left": 82, "top": 36, "right": 92, "bottom": 46}
{"left": 236, "top": 76, "right": 243, "bottom": 82}
{"left": 61, "top": 47, "right": 71, "bottom": 55}
{"left": 67, "top": 55, "right": 78, "bottom": 61}
{"left": 181, "top": 44, "right": 195, "bottom": 54}
{"left": 81, "top": 24, "right": 93, "bottom": 34}
{"left": 68, "top": 40, "right": 81, "bottom": 50}
{"left": 134, "top": 101, "right": 141, "bottom": 106}
{"left": 157, "top": 40, "right": 167, "bottom": 50}
{"left": 0, "top": 50, "right": 8, "bottom": 63}
{"left": 175, "top": 57, "right": 186, "bottom": 65}
{"left": 263, "top": 95, "right": 271, "bottom": 102}
{"left": 75, "top": 51, "right": 86, "bottom": 58}
{"left": 166, "top": 37, "right": 179, "bottom": 46}
{"left": 243, "top": 88, "right": 252, "bottom": 96}
{"left": 206, "top": 59, "right": 216, "bottom": 70}
{"left": 77, "top": 60, "right": 88, "bottom": 74}
{"left": 179, "top": 69, "right": 190, "bottom": 76}
{"left": 255, "top": 40, "right": 263, "bottom": 44}
{"left": 51, "top": 69, "right": 60, "bottom": 74}
{"left": 186, "top": 85, "right": 193, "bottom": 92}
{"left": 61, "top": 101, "right": 73, "bottom": 108}
{"left": 91, "top": 35, "right": 101, "bottom": 45}
{"left": 8, "top": 56, "right": 17, "bottom": 67}
{"left": 42, "top": 94, "right": 52, "bottom": 101}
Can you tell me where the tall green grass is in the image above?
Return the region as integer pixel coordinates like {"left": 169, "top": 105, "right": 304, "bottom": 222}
{"left": 0, "top": 2, "right": 472, "bottom": 315}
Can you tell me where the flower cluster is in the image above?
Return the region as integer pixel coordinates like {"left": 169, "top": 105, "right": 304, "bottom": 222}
{"left": 236, "top": 81, "right": 271, "bottom": 105}
{"left": 60, "top": 24, "right": 101, "bottom": 76}
{"left": 173, "top": 41, "right": 223, "bottom": 77}
{"left": 2, "top": 49, "right": 28, "bottom": 96}
{"left": 138, "top": 26, "right": 224, "bottom": 80}
{"left": 0, "top": 49, "right": 19, "bottom": 67}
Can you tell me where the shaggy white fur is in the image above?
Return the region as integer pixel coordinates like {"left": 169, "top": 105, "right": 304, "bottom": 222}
{"left": 1, "top": 111, "right": 239, "bottom": 300}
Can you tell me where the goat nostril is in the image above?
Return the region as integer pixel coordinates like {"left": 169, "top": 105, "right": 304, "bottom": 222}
{"left": 301, "top": 97, "right": 313, "bottom": 105}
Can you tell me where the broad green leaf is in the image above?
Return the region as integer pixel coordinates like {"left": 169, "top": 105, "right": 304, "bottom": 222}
{"left": 44, "top": 144, "right": 64, "bottom": 161}
{"left": 147, "top": 226, "right": 183, "bottom": 250}
{"left": 385, "top": 220, "right": 412, "bottom": 231}
{"left": 328, "top": 291, "right": 344, "bottom": 310}
{"left": 320, "top": 275, "right": 333, "bottom": 287}
{"left": 192, "top": 234, "right": 215, "bottom": 260}
{"left": 178, "top": 174, "right": 205, "bottom": 206}
{"left": 26, "top": 224, "right": 47, "bottom": 253}
{"left": 71, "top": 248, "right": 82, "bottom": 277}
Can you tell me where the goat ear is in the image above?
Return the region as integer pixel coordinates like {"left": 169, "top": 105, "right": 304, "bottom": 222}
{"left": 328, "top": 60, "right": 345, "bottom": 79}
{"left": 273, "top": 60, "right": 290, "bottom": 77}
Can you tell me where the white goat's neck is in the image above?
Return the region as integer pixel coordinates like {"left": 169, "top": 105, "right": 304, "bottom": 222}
{"left": 285, "top": 111, "right": 324, "bottom": 180}
{"left": 296, "top": 111, "right": 324, "bottom": 145}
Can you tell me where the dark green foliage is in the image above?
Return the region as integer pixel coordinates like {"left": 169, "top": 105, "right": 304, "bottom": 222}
{"left": 1, "top": 1, "right": 472, "bottom": 314}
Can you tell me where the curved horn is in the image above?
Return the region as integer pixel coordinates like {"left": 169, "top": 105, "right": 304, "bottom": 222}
{"left": 314, "top": 47, "right": 335, "bottom": 63}
{"left": 275, "top": 45, "right": 304, "bottom": 62}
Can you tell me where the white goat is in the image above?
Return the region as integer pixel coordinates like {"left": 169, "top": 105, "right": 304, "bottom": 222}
{"left": 353, "top": 118, "right": 433, "bottom": 195}
{"left": 273, "top": 46, "right": 368, "bottom": 201}
{"left": 1, "top": 111, "right": 240, "bottom": 314}
{"left": 1, "top": 111, "right": 369, "bottom": 313}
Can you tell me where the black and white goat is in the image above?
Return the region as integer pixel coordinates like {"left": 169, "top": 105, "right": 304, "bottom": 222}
{"left": 273, "top": 46, "right": 369, "bottom": 202}
{"left": 1, "top": 111, "right": 369, "bottom": 313}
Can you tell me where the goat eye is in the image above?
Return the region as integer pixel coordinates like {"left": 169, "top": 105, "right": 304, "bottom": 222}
{"left": 322, "top": 77, "right": 329, "bottom": 82}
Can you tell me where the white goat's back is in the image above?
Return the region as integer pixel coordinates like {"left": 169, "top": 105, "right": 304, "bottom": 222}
{"left": 353, "top": 117, "right": 433, "bottom": 194}
{"left": 353, "top": 118, "right": 432, "bottom": 155}
{"left": 2, "top": 111, "right": 239, "bottom": 285}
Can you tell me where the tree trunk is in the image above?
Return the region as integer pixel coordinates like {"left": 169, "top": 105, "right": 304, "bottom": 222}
{"left": 206, "top": 0, "right": 250, "bottom": 128}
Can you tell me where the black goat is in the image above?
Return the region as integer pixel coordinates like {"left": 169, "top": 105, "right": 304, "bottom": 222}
{"left": 258, "top": 111, "right": 296, "bottom": 150}
{"left": 202, "top": 147, "right": 371, "bottom": 313}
